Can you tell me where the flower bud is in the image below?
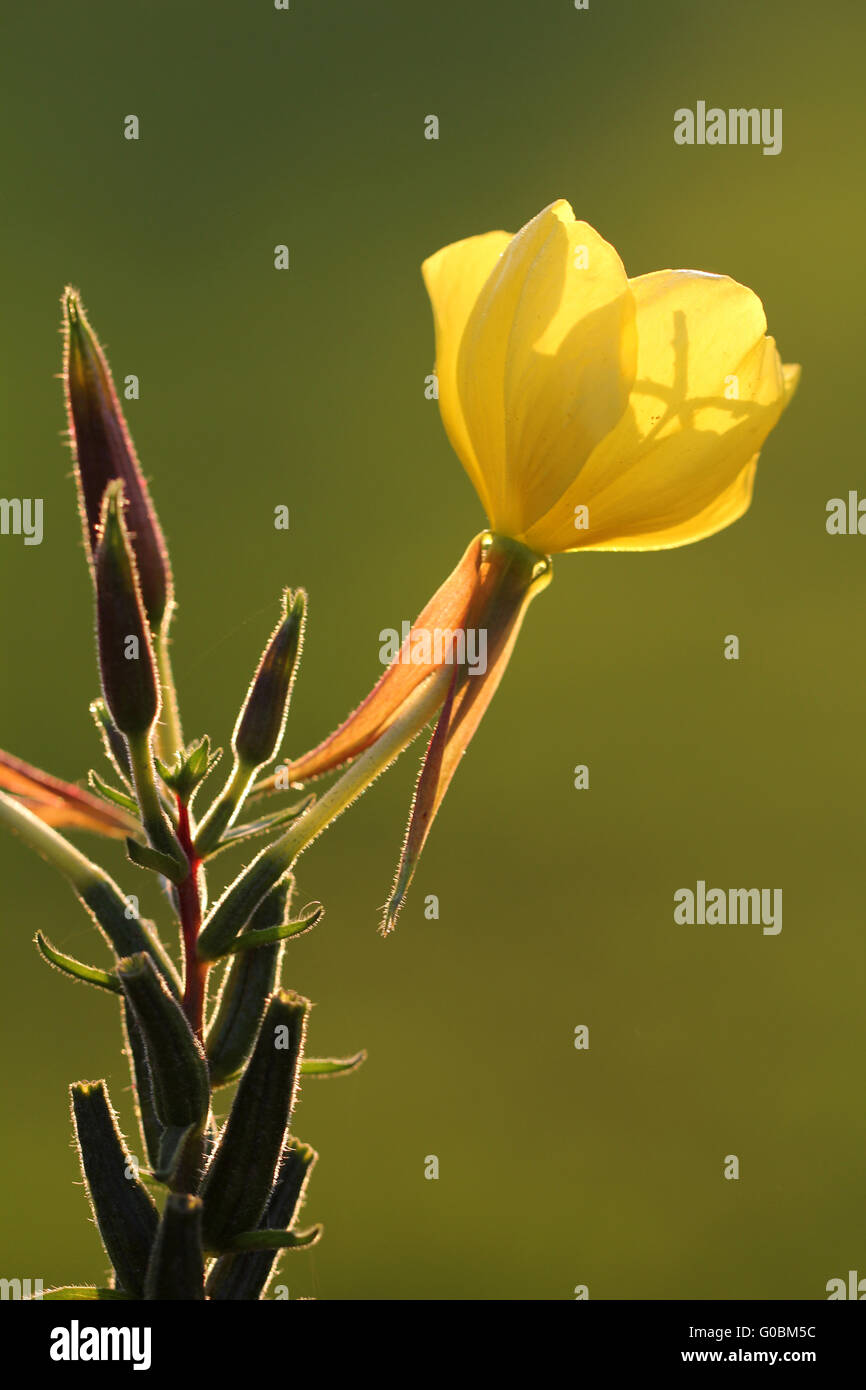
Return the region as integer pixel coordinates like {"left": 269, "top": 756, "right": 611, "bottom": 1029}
{"left": 64, "top": 289, "right": 173, "bottom": 630}
{"left": 233, "top": 590, "right": 306, "bottom": 771}
{"left": 95, "top": 481, "right": 160, "bottom": 738}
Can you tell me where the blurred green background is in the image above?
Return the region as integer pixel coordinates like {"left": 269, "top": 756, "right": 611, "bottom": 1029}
{"left": 1, "top": 0, "right": 863, "bottom": 1300}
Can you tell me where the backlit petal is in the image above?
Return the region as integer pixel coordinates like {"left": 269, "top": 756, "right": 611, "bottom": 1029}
{"left": 422, "top": 231, "right": 513, "bottom": 524}
{"left": 457, "top": 200, "right": 636, "bottom": 536}
{"left": 523, "top": 270, "right": 797, "bottom": 552}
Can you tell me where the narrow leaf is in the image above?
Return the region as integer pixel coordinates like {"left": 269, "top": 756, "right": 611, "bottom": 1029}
{"left": 226, "top": 1225, "right": 322, "bottom": 1253}
{"left": 35, "top": 932, "right": 121, "bottom": 994}
{"left": 300, "top": 1050, "right": 367, "bottom": 1078}
{"left": 88, "top": 769, "right": 139, "bottom": 816}
{"left": 204, "top": 794, "right": 314, "bottom": 860}
{"left": 125, "top": 836, "right": 185, "bottom": 882}
{"left": 222, "top": 903, "right": 322, "bottom": 957}
{"left": 0, "top": 789, "right": 181, "bottom": 994}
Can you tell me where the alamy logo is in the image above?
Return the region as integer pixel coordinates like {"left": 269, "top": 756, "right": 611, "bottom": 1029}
{"left": 826, "top": 1270, "right": 866, "bottom": 1299}
{"left": 674, "top": 102, "right": 782, "bottom": 156}
{"left": 50, "top": 1320, "right": 152, "bottom": 1371}
{"left": 379, "top": 623, "right": 488, "bottom": 675}
{"left": 0, "top": 1276, "right": 43, "bottom": 1299}
{"left": 0, "top": 497, "right": 43, "bottom": 545}
{"left": 674, "top": 880, "right": 782, "bottom": 935}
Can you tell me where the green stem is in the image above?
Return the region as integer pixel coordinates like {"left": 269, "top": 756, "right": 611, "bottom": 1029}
{"left": 193, "top": 758, "right": 257, "bottom": 858}
{"left": 155, "top": 627, "right": 183, "bottom": 764}
{"left": 127, "top": 732, "right": 184, "bottom": 872}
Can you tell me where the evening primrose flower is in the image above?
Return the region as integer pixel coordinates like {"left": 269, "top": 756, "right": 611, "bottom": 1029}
{"left": 425, "top": 198, "right": 799, "bottom": 552}
{"left": 277, "top": 200, "right": 799, "bottom": 931}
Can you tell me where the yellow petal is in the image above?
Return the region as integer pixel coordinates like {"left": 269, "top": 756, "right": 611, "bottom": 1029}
{"left": 583, "top": 454, "right": 759, "bottom": 552}
{"left": 455, "top": 200, "right": 636, "bottom": 537}
{"left": 524, "top": 269, "right": 796, "bottom": 553}
{"left": 422, "top": 230, "right": 513, "bottom": 525}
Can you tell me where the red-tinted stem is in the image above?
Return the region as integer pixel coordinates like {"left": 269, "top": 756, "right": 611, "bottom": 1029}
{"left": 176, "top": 797, "right": 208, "bottom": 1040}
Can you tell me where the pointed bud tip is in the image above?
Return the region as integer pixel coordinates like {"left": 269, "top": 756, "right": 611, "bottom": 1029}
{"left": 63, "top": 288, "right": 81, "bottom": 325}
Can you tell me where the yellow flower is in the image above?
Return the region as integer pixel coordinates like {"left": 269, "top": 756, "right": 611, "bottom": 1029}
{"left": 280, "top": 201, "right": 800, "bottom": 931}
{"left": 422, "top": 198, "right": 799, "bottom": 552}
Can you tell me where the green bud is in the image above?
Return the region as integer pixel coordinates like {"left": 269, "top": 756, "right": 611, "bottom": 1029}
{"left": 116, "top": 952, "right": 210, "bottom": 1132}
{"left": 144, "top": 1195, "right": 205, "bottom": 1300}
{"left": 95, "top": 482, "right": 160, "bottom": 738}
{"left": 70, "top": 1081, "right": 159, "bottom": 1299}
{"left": 233, "top": 590, "right": 306, "bottom": 770}
{"left": 199, "top": 989, "right": 309, "bottom": 1251}
{"left": 63, "top": 289, "right": 172, "bottom": 630}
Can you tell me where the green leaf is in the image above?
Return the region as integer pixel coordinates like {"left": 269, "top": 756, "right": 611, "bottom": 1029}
{"left": 42, "top": 1286, "right": 133, "bottom": 1301}
{"left": 220, "top": 903, "right": 322, "bottom": 958}
{"left": 225, "top": 1225, "right": 322, "bottom": 1253}
{"left": 35, "top": 932, "right": 121, "bottom": 994}
{"left": 301, "top": 1050, "right": 367, "bottom": 1078}
{"left": 125, "top": 836, "right": 186, "bottom": 882}
{"left": 196, "top": 837, "right": 308, "bottom": 961}
{"left": 204, "top": 794, "right": 315, "bottom": 861}
{"left": 156, "top": 736, "right": 222, "bottom": 801}
{"left": 0, "top": 789, "right": 181, "bottom": 995}
{"left": 88, "top": 769, "right": 139, "bottom": 816}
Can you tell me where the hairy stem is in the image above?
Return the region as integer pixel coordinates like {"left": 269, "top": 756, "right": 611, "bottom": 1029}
{"left": 176, "top": 798, "right": 208, "bottom": 1040}
{"left": 155, "top": 627, "right": 183, "bottom": 764}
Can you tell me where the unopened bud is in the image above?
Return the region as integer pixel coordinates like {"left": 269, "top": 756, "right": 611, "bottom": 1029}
{"left": 233, "top": 590, "right": 306, "bottom": 770}
{"left": 64, "top": 289, "right": 173, "bottom": 630}
{"left": 95, "top": 481, "right": 160, "bottom": 738}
